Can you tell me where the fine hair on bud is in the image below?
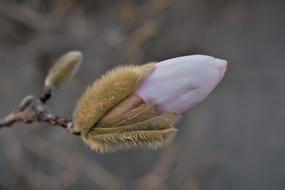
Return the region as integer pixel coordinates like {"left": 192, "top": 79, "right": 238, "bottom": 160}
{"left": 45, "top": 51, "right": 82, "bottom": 89}
{"left": 73, "top": 64, "right": 184, "bottom": 153}
{"left": 84, "top": 112, "right": 180, "bottom": 153}
{"left": 73, "top": 64, "right": 154, "bottom": 135}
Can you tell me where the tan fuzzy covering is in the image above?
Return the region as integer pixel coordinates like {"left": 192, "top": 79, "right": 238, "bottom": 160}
{"left": 73, "top": 63, "right": 182, "bottom": 153}
{"left": 73, "top": 64, "right": 155, "bottom": 135}
{"left": 84, "top": 128, "right": 177, "bottom": 153}
{"left": 84, "top": 113, "right": 180, "bottom": 153}
{"left": 83, "top": 93, "right": 181, "bottom": 153}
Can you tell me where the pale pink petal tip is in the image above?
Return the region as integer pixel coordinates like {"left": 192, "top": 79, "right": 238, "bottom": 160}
{"left": 136, "top": 55, "right": 228, "bottom": 113}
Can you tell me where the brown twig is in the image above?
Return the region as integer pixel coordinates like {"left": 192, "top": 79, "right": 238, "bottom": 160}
{"left": 0, "top": 111, "right": 34, "bottom": 127}
{"left": 0, "top": 91, "right": 80, "bottom": 135}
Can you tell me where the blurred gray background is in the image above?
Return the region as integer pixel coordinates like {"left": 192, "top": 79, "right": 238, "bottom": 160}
{"left": 0, "top": 0, "right": 284, "bottom": 190}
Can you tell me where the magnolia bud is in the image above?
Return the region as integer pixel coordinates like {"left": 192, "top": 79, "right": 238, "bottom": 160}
{"left": 45, "top": 51, "right": 82, "bottom": 89}
{"left": 73, "top": 55, "right": 227, "bottom": 153}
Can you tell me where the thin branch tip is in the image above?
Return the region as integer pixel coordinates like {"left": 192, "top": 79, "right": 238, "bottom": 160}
{"left": 0, "top": 94, "right": 80, "bottom": 135}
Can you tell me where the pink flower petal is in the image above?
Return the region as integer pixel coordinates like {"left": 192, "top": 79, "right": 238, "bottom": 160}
{"left": 136, "top": 55, "right": 227, "bottom": 113}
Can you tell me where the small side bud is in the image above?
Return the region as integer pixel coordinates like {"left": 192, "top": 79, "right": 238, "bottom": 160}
{"left": 19, "top": 95, "right": 35, "bottom": 111}
{"left": 44, "top": 51, "right": 82, "bottom": 89}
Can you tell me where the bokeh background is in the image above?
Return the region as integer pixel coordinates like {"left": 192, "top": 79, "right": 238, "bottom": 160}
{"left": 0, "top": 0, "right": 284, "bottom": 189}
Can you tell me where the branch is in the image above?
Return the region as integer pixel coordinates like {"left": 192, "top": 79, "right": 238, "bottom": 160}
{"left": 0, "top": 51, "right": 82, "bottom": 135}
{"left": 0, "top": 111, "right": 34, "bottom": 127}
{"left": 0, "top": 90, "right": 80, "bottom": 135}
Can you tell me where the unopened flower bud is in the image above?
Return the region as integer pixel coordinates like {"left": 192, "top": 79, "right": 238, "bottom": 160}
{"left": 73, "top": 55, "right": 227, "bottom": 153}
{"left": 45, "top": 51, "right": 82, "bottom": 89}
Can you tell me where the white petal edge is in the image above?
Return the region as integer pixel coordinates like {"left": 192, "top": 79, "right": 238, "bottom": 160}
{"left": 136, "top": 55, "right": 227, "bottom": 113}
